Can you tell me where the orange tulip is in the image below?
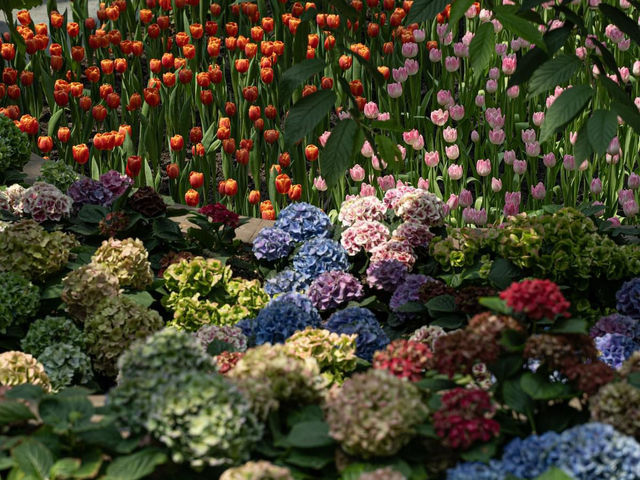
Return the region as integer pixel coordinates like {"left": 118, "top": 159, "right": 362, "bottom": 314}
{"left": 236, "top": 148, "right": 249, "bottom": 165}
{"left": 185, "top": 189, "right": 200, "bottom": 206}
{"left": 288, "top": 184, "right": 302, "bottom": 201}
{"left": 189, "top": 171, "right": 204, "bottom": 188}
{"left": 224, "top": 179, "right": 238, "bottom": 196}
{"left": 275, "top": 174, "right": 291, "bottom": 194}
{"left": 248, "top": 190, "right": 261, "bottom": 204}
{"left": 126, "top": 155, "right": 142, "bottom": 177}
{"left": 57, "top": 127, "right": 70, "bottom": 143}
{"left": 72, "top": 144, "right": 90, "bottom": 164}
{"left": 262, "top": 208, "right": 276, "bottom": 220}
{"left": 166, "top": 163, "right": 180, "bottom": 179}
{"left": 264, "top": 129, "right": 279, "bottom": 145}
{"left": 305, "top": 144, "right": 319, "bottom": 161}
{"left": 170, "top": 134, "right": 184, "bottom": 151}
{"left": 278, "top": 152, "right": 291, "bottom": 168}
{"left": 37, "top": 136, "right": 53, "bottom": 153}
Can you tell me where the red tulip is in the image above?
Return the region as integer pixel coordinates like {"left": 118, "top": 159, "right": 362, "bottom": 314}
{"left": 126, "top": 155, "right": 142, "bottom": 177}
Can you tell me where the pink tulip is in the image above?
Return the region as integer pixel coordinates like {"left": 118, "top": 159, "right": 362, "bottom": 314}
{"left": 392, "top": 67, "right": 408, "bottom": 83}
{"left": 579, "top": 160, "right": 589, "bottom": 171}
{"left": 444, "top": 56, "right": 460, "bottom": 72}
{"left": 543, "top": 152, "right": 556, "bottom": 168}
{"left": 445, "top": 144, "right": 460, "bottom": 160}
{"left": 462, "top": 31, "right": 474, "bottom": 46}
{"left": 437, "top": 89, "right": 454, "bottom": 107}
{"left": 448, "top": 164, "right": 463, "bottom": 180}
{"left": 360, "top": 182, "right": 376, "bottom": 197}
{"left": 488, "top": 67, "right": 500, "bottom": 80}
{"left": 447, "top": 193, "right": 459, "bottom": 210}
{"left": 430, "top": 109, "right": 449, "bottom": 126}
{"left": 485, "top": 108, "right": 505, "bottom": 129}
{"left": 491, "top": 177, "right": 502, "bottom": 192}
{"left": 396, "top": 145, "right": 407, "bottom": 160}
{"left": 459, "top": 188, "right": 473, "bottom": 207}
{"left": 403, "top": 129, "right": 421, "bottom": 146}
{"left": 607, "top": 136, "right": 620, "bottom": 155}
{"left": 377, "top": 174, "right": 395, "bottom": 191}
{"left": 629, "top": 173, "right": 640, "bottom": 190}
{"left": 453, "top": 42, "right": 468, "bottom": 57}
{"left": 525, "top": 142, "right": 540, "bottom": 157}
{"left": 590, "top": 178, "right": 603, "bottom": 195}
{"left": 513, "top": 159, "right": 527, "bottom": 175}
{"left": 401, "top": 42, "right": 418, "bottom": 58}
{"left": 417, "top": 177, "right": 429, "bottom": 190}
{"left": 633, "top": 61, "right": 640, "bottom": 77}
{"left": 619, "top": 189, "right": 634, "bottom": 204}
{"left": 413, "top": 29, "right": 426, "bottom": 42}
{"left": 429, "top": 48, "right": 442, "bottom": 62}
{"left": 623, "top": 199, "right": 639, "bottom": 217}
{"left": 378, "top": 112, "right": 391, "bottom": 121}
{"left": 608, "top": 216, "right": 622, "bottom": 226}
{"left": 449, "top": 104, "right": 465, "bottom": 121}
{"left": 476, "top": 159, "right": 491, "bottom": 176}
{"left": 531, "top": 182, "right": 546, "bottom": 200}
{"left": 404, "top": 59, "right": 419, "bottom": 75}
{"left": 387, "top": 82, "right": 403, "bottom": 98}
{"left": 488, "top": 129, "right": 506, "bottom": 145}
{"left": 470, "top": 130, "right": 480, "bottom": 142}
{"left": 363, "top": 102, "right": 379, "bottom": 119}
{"left": 521, "top": 129, "right": 536, "bottom": 143}
{"left": 619, "top": 38, "right": 631, "bottom": 51}
{"left": 495, "top": 43, "right": 507, "bottom": 56}
{"left": 506, "top": 86, "right": 520, "bottom": 98}
{"left": 504, "top": 150, "right": 516, "bottom": 165}
{"left": 350, "top": 164, "right": 365, "bottom": 182}
{"left": 424, "top": 151, "right": 439, "bottom": 167}
{"left": 318, "top": 130, "right": 331, "bottom": 147}
{"left": 462, "top": 207, "right": 487, "bottom": 226}
{"left": 532, "top": 112, "right": 545, "bottom": 127}
{"left": 563, "top": 155, "right": 576, "bottom": 171}
{"left": 371, "top": 154, "right": 387, "bottom": 171}
{"left": 502, "top": 54, "right": 517, "bottom": 75}
{"left": 313, "top": 176, "right": 327, "bottom": 191}
{"left": 442, "top": 127, "right": 457, "bottom": 143}
{"left": 486, "top": 79, "right": 498, "bottom": 93}
{"left": 361, "top": 141, "right": 374, "bottom": 158}
{"left": 475, "top": 94, "right": 486, "bottom": 107}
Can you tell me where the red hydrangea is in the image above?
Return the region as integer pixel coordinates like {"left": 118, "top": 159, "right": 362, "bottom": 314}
{"left": 215, "top": 351, "right": 244, "bottom": 374}
{"left": 499, "top": 279, "right": 570, "bottom": 321}
{"left": 198, "top": 202, "right": 240, "bottom": 228}
{"left": 432, "top": 388, "right": 500, "bottom": 450}
{"left": 373, "top": 339, "right": 433, "bottom": 382}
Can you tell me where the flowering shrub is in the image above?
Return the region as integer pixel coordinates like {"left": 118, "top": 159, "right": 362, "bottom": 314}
{"left": 341, "top": 220, "right": 390, "bottom": 256}
{"left": 307, "top": 270, "right": 364, "bottom": 311}
{"left": 36, "top": 160, "right": 78, "bottom": 193}
{"left": 0, "top": 114, "right": 30, "bottom": 175}
{"left": 0, "top": 184, "right": 25, "bottom": 215}
{"left": 373, "top": 339, "right": 432, "bottom": 382}
{"left": 62, "top": 263, "right": 120, "bottom": 321}
{"left": 274, "top": 203, "right": 331, "bottom": 242}
{"left": 67, "top": 177, "right": 114, "bottom": 208}
{"left": 163, "top": 256, "right": 231, "bottom": 300}
{"left": 324, "top": 369, "right": 428, "bottom": 458}
{"left": 21, "top": 316, "right": 84, "bottom": 358}
{"left": 195, "top": 325, "right": 248, "bottom": 352}
{"left": 591, "top": 314, "right": 640, "bottom": 341}
{"left": 366, "top": 259, "right": 408, "bottom": 292}
{"left": 128, "top": 186, "right": 167, "bottom": 217}
{"left": 595, "top": 334, "right": 639, "bottom": 369}
{"left": 390, "top": 274, "right": 431, "bottom": 323}
{"left": 252, "top": 227, "right": 294, "bottom": 262}
{"left": 0, "top": 272, "right": 39, "bottom": 333}
{"left": 338, "top": 196, "right": 387, "bottom": 227}
{"left": 326, "top": 307, "right": 389, "bottom": 362}
{"left": 292, "top": 237, "right": 350, "bottom": 278}
{"left": 500, "top": 279, "right": 571, "bottom": 321}
{"left": 91, "top": 237, "right": 153, "bottom": 290}
{"left": 616, "top": 277, "right": 640, "bottom": 319}
{"left": 590, "top": 382, "right": 640, "bottom": 439}
{"left": 263, "top": 269, "right": 312, "bottom": 296}
{"left": 146, "top": 370, "right": 263, "bottom": 468}
{"left": 394, "top": 190, "right": 446, "bottom": 226}
{"left": 0, "top": 351, "right": 50, "bottom": 392}
{"left": 38, "top": 343, "right": 93, "bottom": 392}
{"left": 20, "top": 182, "right": 73, "bottom": 222}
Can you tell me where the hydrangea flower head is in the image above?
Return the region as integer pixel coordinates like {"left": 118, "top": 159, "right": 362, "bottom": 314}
{"left": 307, "top": 270, "right": 364, "bottom": 311}
{"left": 500, "top": 279, "right": 570, "bottom": 321}
{"left": 366, "top": 259, "right": 408, "bottom": 292}
{"left": 338, "top": 196, "right": 387, "bottom": 226}
{"left": 292, "top": 237, "right": 349, "bottom": 278}
{"left": 274, "top": 202, "right": 332, "bottom": 242}
{"left": 252, "top": 227, "right": 294, "bottom": 262}
{"left": 341, "top": 220, "right": 390, "bottom": 256}
{"left": 616, "top": 277, "right": 640, "bottom": 318}
{"left": 595, "top": 333, "right": 639, "bottom": 369}
{"left": 263, "top": 269, "right": 312, "bottom": 297}
{"left": 325, "top": 307, "right": 389, "bottom": 361}
{"left": 590, "top": 313, "right": 640, "bottom": 341}
{"left": 390, "top": 274, "right": 431, "bottom": 323}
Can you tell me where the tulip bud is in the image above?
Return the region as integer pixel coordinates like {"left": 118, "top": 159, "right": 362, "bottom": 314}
{"left": 166, "top": 163, "right": 180, "bottom": 179}
{"left": 185, "top": 188, "right": 200, "bottom": 206}
{"left": 288, "top": 184, "right": 302, "bottom": 200}
{"left": 37, "top": 136, "right": 54, "bottom": 153}
{"left": 248, "top": 190, "right": 261, "bottom": 204}
{"left": 189, "top": 171, "right": 204, "bottom": 188}
{"left": 305, "top": 144, "right": 319, "bottom": 161}
{"left": 126, "top": 156, "right": 142, "bottom": 177}
{"left": 72, "top": 144, "right": 90, "bottom": 164}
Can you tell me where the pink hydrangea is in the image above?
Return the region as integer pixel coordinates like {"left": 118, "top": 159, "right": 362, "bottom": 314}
{"left": 338, "top": 196, "right": 388, "bottom": 227}
{"left": 383, "top": 185, "right": 416, "bottom": 210}
{"left": 370, "top": 239, "right": 416, "bottom": 269}
{"left": 394, "top": 190, "right": 446, "bottom": 226}
{"left": 341, "top": 220, "right": 390, "bottom": 256}
{"left": 392, "top": 222, "right": 434, "bottom": 247}
{"left": 21, "top": 182, "right": 73, "bottom": 222}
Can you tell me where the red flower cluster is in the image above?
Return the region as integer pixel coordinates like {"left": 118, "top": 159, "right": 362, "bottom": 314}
{"left": 215, "top": 351, "right": 244, "bottom": 374}
{"left": 499, "top": 279, "right": 570, "bottom": 321}
{"left": 198, "top": 202, "right": 240, "bottom": 228}
{"left": 432, "top": 388, "right": 500, "bottom": 450}
{"left": 372, "top": 339, "right": 433, "bottom": 382}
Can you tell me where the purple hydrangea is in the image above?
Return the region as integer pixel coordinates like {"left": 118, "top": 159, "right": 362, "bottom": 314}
{"left": 67, "top": 177, "right": 114, "bottom": 208}
{"left": 590, "top": 314, "right": 640, "bottom": 341}
{"left": 99, "top": 170, "right": 133, "bottom": 198}
{"left": 390, "top": 274, "right": 431, "bottom": 323}
{"left": 307, "top": 270, "right": 364, "bottom": 311}
{"left": 263, "top": 269, "right": 312, "bottom": 297}
{"left": 616, "top": 278, "right": 640, "bottom": 319}
{"left": 366, "top": 259, "right": 408, "bottom": 292}
{"left": 274, "top": 202, "right": 332, "bottom": 242}
{"left": 252, "top": 227, "right": 294, "bottom": 262}
{"left": 325, "top": 307, "right": 389, "bottom": 362}
{"left": 292, "top": 237, "right": 349, "bottom": 279}
{"left": 595, "top": 333, "right": 640, "bottom": 369}
{"left": 236, "top": 292, "right": 321, "bottom": 345}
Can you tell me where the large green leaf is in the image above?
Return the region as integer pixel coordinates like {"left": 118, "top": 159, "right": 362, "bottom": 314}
{"left": 540, "top": 86, "right": 593, "bottom": 142}
{"left": 1, "top": 0, "right": 41, "bottom": 10}
{"left": 49, "top": 458, "right": 81, "bottom": 479}
{"left": 12, "top": 440, "right": 54, "bottom": 480}
{"left": 406, "top": 0, "right": 449, "bottom": 23}
{"left": 612, "top": 102, "right": 640, "bottom": 137}
{"left": 488, "top": 258, "right": 522, "bottom": 290}
{"left": 279, "top": 59, "right": 325, "bottom": 102}
{"left": 319, "top": 119, "right": 358, "bottom": 188}
{"left": 469, "top": 22, "right": 495, "bottom": 80}
{"left": 278, "top": 421, "right": 334, "bottom": 448}
{"left": 103, "top": 449, "right": 167, "bottom": 480}
{"left": 520, "top": 372, "right": 572, "bottom": 400}
{"left": 494, "top": 5, "right": 547, "bottom": 52}
{"left": 38, "top": 396, "right": 94, "bottom": 434}
{"left": 587, "top": 110, "right": 618, "bottom": 155}
{"left": 449, "top": 0, "right": 475, "bottom": 26}
{"left": 528, "top": 55, "right": 581, "bottom": 97}
{"left": 502, "top": 377, "right": 533, "bottom": 414}
{"left": 573, "top": 124, "right": 593, "bottom": 163}
{"left": 374, "top": 134, "right": 402, "bottom": 166}
{"left": 0, "top": 401, "right": 35, "bottom": 425}
{"left": 550, "top": 317, "right": 588, "bottom": 334}
{"left": 284, "top": 90, "right": 336, "bottom": 147}
{"left": 599, "top": 4, "right": 640, "bottom": 46}
{"left": 535, "top": 467, "right": 574, "bottom": 480}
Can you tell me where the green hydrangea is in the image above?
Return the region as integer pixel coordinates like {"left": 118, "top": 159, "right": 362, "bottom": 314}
{"left": 38, "top": 343, "right": 93, "bottom": 392}
{"left": 220, "top": 461, "right": 294, "bottom": 480}
{"left": 168, "top": 294, "right": 221, "bottom": 331}
{"left": 91, "top": 238, "right": 153, "bottom": 290}
{"left": 36, "top": 160, "right": 79, "bottom": 193}
{"left": 163, "top": 256, "right": 232, "bottom": 302}
{"left": 0, "top": 272, "right": 39, "bottom": 333}
{"left": 218, "top": 304, "right": 251, "bottom": 326}
{"left": 0, "top": 114, "right": 30, "bottom": 175}
{"left": 0, "top": 220, "right": 78, "bottom": 281}
{"left": 0, "top": 351, "right": 51, "bottom": 392}
{"left": 228, "top": 279, "right": 269, "bottom": 314}
{"left": 21, "top": 316, "right": 84, "bottom": 357}
{"left": 324, "top": 369, "right": 428, "bottom": 458}
{"left": 107, "top": 328, "right": 214, "bottom": 432}
{"left": 84, "top": 296, "right": 163, "bottom": 376}
{"left": 284, "top": 327, "right": 357, "bottom": 384}
{"left": 590, "top": 381, "right": 640, "bottom": 439}
{"left": 62, "top": 263, "right": 120, "bottom": 322}
{"left": 146, "top": 370, "right": 263, "bottom": 468}
{"left": 228, "top": 343, "right": 326, "bottom": 421}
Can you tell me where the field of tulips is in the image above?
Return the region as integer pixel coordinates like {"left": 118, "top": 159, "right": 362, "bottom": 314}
{"left": 2, "top": 0, "right": 640, "bottom": 479}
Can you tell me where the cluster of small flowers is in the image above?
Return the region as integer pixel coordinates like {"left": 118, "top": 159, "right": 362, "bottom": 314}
{"left": 307, "top": 270, "right": 363, "bottom": 311}
{"left": 1, "top": 182, "right": 72, "bottom": 222}
{"left": 199, "top": 203, "right": 240, "bottom": 228}
{"left": 340, "top": 220, "right": 390, "bottom": 256}
{"left": 499, "top": 279, "right": 571, "bottom": 321}
{"left": 373, "top": 339, "right": 433, "bottom": 382}
{"left": 338, "top": 196, "right": 387, "bottom": 226}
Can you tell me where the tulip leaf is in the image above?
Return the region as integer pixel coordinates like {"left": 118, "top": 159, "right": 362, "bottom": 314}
{"left": 47, "top": 109, "right": 65, "bottom": 138}
{"left": 469, "top": 22, "right": 495, "bottom": 80}
{"left": 587, "top": 110, "right": 618, "bottom": 155}
{"left": 406, "top": 0, "right": 449, "bottom": 23}
{"left": 279, "top": 58, "right": 325, "bottom": 102}
{"left": 319, "top": 118, "right": 358, "bottom": 189}
{"left": 284, "top": 90, "right": 336, "bottom": 147}
{"left": 540, "top": 85, "right": 593, "bottom": 142}
{"left": 494, "top": 5, "right": 547, "bottom": 53}
{"left": 528, "top": 54, "right": 582, "bottom": 97}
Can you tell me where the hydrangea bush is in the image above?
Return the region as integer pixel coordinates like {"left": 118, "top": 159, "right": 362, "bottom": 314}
{"left": 91, "top": 237, "right": 153, "bottom": 290}
{"left": 38, "top": 343, "right": 93, "bottom": 392}
{"left": 273, "top": 203, "right": 332, "bottom": 242}
{"left": 21, "top": 316, "right": 84, "bottom": 357}
{"left": 62, "top": 263, "right": 120, "bottom": 321}
{"left": 0, "top": 272, "right": 39, "bottom": 333}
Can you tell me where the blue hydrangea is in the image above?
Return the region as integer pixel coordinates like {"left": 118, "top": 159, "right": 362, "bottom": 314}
{"left": 446, "top": 461, "right": 505, "bottom": 480}
{"left": 325, "top": 307, "right": 389, "bottom": 362}
{"left": 236, "top": 293, "right": 321, "bottom": 345}
{"left": 292, "top": 237, "right": 349, "bottom": 279}
{"left": 263, "top": 269, "right": 312, "bottom": 297}
{"left": 389, "top": 274, "right": 431, "bottom": 323}
{"left": 590, "top": 313, "right": 640, "bottom": 342}
{"left": 500, "top": 430, "right": 563, "bottom": 478}
{"left": 595, "top": 333, "right": 639, "bottom": 369}
{"left": 274, "top": 202, "right": 332, "bottom": 242}
{"left": 252, "top": 227, "right": 294, "bottom": 262}
{"left": 616, "top": 278, "right": 640, "bottom": 319}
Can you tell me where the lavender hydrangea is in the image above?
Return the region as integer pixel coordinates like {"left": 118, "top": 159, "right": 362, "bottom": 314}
{"left": 237, "top": 293, "right": 321, "bottom": 345}
{"left": 591, "top": 314, "right": 640, "bottom": 341}
{"left": 252, "top": 227, "right": 294, "bottom": 262}
{"left": 595, "top": 333, "right": 639, "bottom": 369}
{"left": 67, "top": 177, "right": 114, "bottom": 208}
{"left": 616, "top": 277, "right": 640, "bottom": 319}
{"left": 274, "top": 202, "right": 332, "bottom": 242}
{"left": 325, "top": 307, "right": 389, "bottom": 362}
{"left": 366, "top": 259, "right": 408, "bottom": 292}
{"left": 292, "top": 237, "right": 349, "bottom": 278}
{"left": 263, "top": 269, "right": 312, "bottom": 297}
{"left": 99, "top": 170, "right": 133, "bottom": 198}
{"left": 390, "top": 274, "right": 431, "bottom": 323}
{"left": 307, "top": 271, "right": 364, "bottom": 311}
